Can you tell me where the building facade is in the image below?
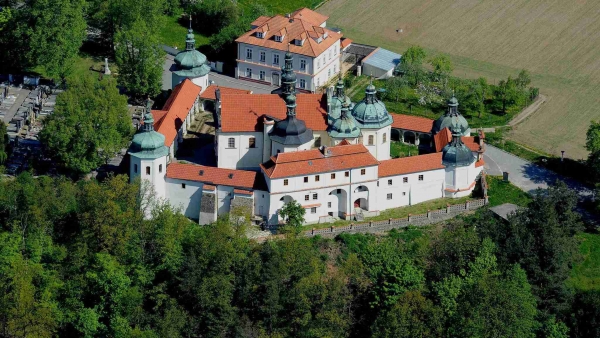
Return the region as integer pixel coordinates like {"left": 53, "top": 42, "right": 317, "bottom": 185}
{"left": 235, "top": 8, "right": 343, "bottom": 92}
{"left": 129, "top": 39, "right": 486, "bottom": 226}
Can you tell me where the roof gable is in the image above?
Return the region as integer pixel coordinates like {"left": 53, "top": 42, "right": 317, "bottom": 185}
{"left": 219, "top": 93, "right": 328, "bottom": 133}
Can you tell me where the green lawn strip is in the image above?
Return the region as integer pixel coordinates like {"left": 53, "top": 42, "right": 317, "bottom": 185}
{"left": 305, "top": 196, "right": 472, "bottom": 230}
{"left": 390, "top": 141, "right": 418, "bottom": 158}
{"left": 486, "top": 175, "right": 532, "bottom": 207}
{"left": 160, "top": 15, "right": 210, "bottom": 50}
{"left": 239, "top": 0, "right": 321, "bottom": 15}
{"left": 568, "top": 232, "right": 600, "bottom": 291}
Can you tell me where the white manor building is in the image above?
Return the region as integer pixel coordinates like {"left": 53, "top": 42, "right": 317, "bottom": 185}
{"left": 129, "top": 34, "right": 486, "bottom": 226}
{"left": 235, "top": 8, "right": 345, "bottom": 92}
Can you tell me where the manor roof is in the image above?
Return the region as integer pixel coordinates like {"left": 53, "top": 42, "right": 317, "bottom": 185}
{"left": 166, "top": 162, "right": 265, "bottom": 190}
{"left": 391, "top": 114, "right": 434, "bottom": 133}
{"left": 378, "top": 153, "right": 445, "bottom": 177}
{"left": 153, "top": 79, "right": 201, "bottom": 147}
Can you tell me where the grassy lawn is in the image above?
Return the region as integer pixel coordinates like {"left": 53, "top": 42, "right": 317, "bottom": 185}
{"left": 568, "top": 232, "right": 600, "bottom": 291}
{"left": 239, "top": 0, "right": 322, "bottom": 15}
{"left": 31, "top": 54, "right": 109, "bottom": 82}
{"left": 160, "top": 15, "right": 210, "bottom": 50}
{"left": 307, "top": 195, "right": 472, "bottom": 230}
{"left": 390, "top": 141, "right": 418, "bottom": 158}
{"left": 486, "top": 175, "right": 532, "bottom": 207}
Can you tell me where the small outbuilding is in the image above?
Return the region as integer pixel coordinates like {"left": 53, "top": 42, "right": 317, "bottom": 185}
{"left": 361, "top": 47, "right": 402, "bottom": 79}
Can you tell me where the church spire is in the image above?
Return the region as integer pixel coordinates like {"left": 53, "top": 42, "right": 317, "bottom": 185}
{"left": 185, "top": 15, "right": 195, "bottom": 51}
{"left": 280, "top": 45, "right": 296, "bottom": 96}
{"left": 335, "top": 75, "right": 345, "bottom": 98}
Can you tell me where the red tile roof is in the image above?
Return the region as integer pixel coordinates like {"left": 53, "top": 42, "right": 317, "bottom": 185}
{"left": 235, "top": 10, "right": 341, "bottom": 58}
{"left": 166, "top": 162, "right": 260, "bottom": 190}
{"left": 251, "top": 16, "right": 271, "bottom": 28}
{"left": 155, "top": 79, "right": 202, "bottom": 147}
{"left": 199, "top": 85, "right": 251, "bottom": 100}
{"left": 378, "top": 153, "right": 444, "bottom": 177}
{"left": 391, "top": 114, "right": 434, "bottom": 133}
{"left": 260, "top": 143, "right": 378, "bottom": 179}
{"left": 433, "top": 128, "right": 484, "bottom": 153}
{"left": 292, "top": 8, "right": 328, "bottom": 26}
{"left": 433, "top": 128, "right": 452, "bottom": 152}
{"left": 341, "top": 38, "right": 352, "bottom": 49}
{"left": 220, "top": 93, "right": 328, "bottom": 132}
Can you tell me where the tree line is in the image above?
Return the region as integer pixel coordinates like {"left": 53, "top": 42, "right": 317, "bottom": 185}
{"left": 384, "top": 46, "right": 539, "bottom": 123}
{"left": 0, "top": 172, "right": 597, "bottom": 337}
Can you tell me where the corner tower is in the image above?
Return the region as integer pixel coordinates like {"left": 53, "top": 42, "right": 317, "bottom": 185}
{"left": 172, "top": 16, "right": 211, "bottom": 90}
{"left": 351, "top": 80, "right": 393, "bottom": 160}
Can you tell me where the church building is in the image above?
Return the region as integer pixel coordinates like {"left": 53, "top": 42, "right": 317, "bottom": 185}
{"left": 128, "top": 28, "right": 485, "bottom": 226}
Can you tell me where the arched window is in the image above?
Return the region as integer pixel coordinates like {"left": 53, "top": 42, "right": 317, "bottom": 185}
{"left": 382, "top": 133, "right": 387, "bottom": 143}
{"left": 228, "top": 137, "right": 235, "bottom": 148}
{"left": 368, "top": 135, "right": 374, "bottom": 145}
{"left": 146, "top": 166, "right": 150, "bottom": 175}
{"left": 159, "top": 164, "right": 163, "bottom": 173}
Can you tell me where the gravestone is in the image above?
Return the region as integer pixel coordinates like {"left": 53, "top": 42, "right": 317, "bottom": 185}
{"left": 104, "top": 58, "right": 111, "bottom": 75}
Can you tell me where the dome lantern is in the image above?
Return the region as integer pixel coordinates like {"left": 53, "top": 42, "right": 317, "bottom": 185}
{"left": 433, "top": 95, "right": 470, "bottom": 135}
{"left": 441, "top": 120, "right": 475, "bottom": 167}
{"left": 350, "top": 78, "right": 393, "bottom": 129}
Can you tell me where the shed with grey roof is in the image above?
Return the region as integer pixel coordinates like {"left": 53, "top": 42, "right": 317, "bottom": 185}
{"left": 361, "top": 48, "right": 402, "bottom": 79}
{"left": 489, "top": 203, "right": 521, "bottom": 222}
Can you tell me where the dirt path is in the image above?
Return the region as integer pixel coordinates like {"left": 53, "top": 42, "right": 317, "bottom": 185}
{"left": 508, "top": 94, "right": 547, "bottom": 126}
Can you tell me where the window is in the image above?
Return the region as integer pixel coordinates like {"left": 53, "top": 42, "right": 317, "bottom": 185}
{"left": 388, "top": 179, "right": 392, "bottom": 186}
{"left": 284, "top": 179, "right": 289, "bottom": 186}
{"left": 245, "top": 68, "right": 252, "bottom": 78}
{"left": 256, "top": 32, "right": 263, "bottom": 39}
{"left": 334, "top": 46, "right": 337, "bottom": 56}
{"left": 418, "top": 175, "right": 424, "bottom": 181}
{"left": 315, "top": 175, "right": 320, "bottom": 182}
{"left": 246, "top": 48, "right": 252, "bottom": 60}
{"left": 249, "top": 137, "right": 256, "bottom": 148}
{"left": 328, "top": 202, "right": 332, "bottom": 208}
{"left": 159, "top": 164, "right": 163, "bottom": 173}
{"left": 228, "top": 137, "right": 235, "bottom": 148}
{"left": 361, "top": 169, "right": 366, "bottom": 175}
{"left": 331, "top": 173, "right": 336, "bottom": 179}
{"left": 387, "top": 193, "right": 392, "bottom": 200}
{"left": 328, "top": 69, "right": 331, "bottom": 78}
{"left": 299, "top": 79, "right": 306, "bottom": 89}
{"left": 259, "top": 71, "right": 265, "bottom": 80}
{"left": 146, "top": 166, "right": 151, "bottom": 175}
{"left": 260, "top": 51, "right": 266, "bottom": 62}
{"left": 402, "top": 192, "right": 406, "bottom": 196}
{"left": 312, "top": 193, "right": 318, "bottom": 200}
{"left": 337, "top": 189, "right": 341, "bottom": 193}
{"left": 314, "top": 136, "right": 321, "bottom": 147}
{"left": 383, "top": 133, "right": 387, "bottom": 143}
{"left": 305, "top": 195, "right": 310, "bottom": 201}
{"left": 134, "top": 164, "right": 138, "bottom": 173}
{"left": 329, "top": 49, "right": 332, "bottom": 60}
{"left": 403, "top": 177, "right": 408, "bottom": 183}
{"left": 273, "top": 54, "right": 280, "bottom": 65}
{"left": 300, "top": 59, "right": 306, "bottom": 71}
{"left": 311, "top": 207, "right": 317, "bottom": 214}
{"left": 368, "top": 135, "right": 374, "bottom": 145}
{"left": 304, "top": 176, "right": 308, "bottom": 183}
{"left": 275, "top": 35, "right": 282, "bottom": 42}
{"left": 181, "top": 183, "right": 186, "bottom": 189}
{"left": 334, "top": 64, "right": 337, "bottom": 73}
{"left": 345, "top": 171, "right": 349, "bottom": 177}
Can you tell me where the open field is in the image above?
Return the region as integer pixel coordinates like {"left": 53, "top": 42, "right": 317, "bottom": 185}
{"left": 319, "top": 0, "right": 600, "bottom": 159}
{"left": 569, "top": 232, "right": 600, "bottom": 291}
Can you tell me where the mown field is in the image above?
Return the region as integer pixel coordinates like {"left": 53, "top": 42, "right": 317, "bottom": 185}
{"left": 319, "top": 0, "right": 600, "bottom": 159}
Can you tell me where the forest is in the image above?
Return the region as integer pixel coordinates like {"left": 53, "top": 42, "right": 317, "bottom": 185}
{"left": 0, "top": 173, "right": 597, "bottom": 337}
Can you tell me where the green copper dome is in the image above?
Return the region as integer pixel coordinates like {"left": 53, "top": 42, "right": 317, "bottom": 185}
{"left": 328, "top": 76, "right": 351, "bottom": 124}
{"left": 130, "top": 113, "right": 169, "bottom": 159}
{"left": 442, "top": 121, "right": 475, "bottom": 167}
{"left": 433, "top": 96, "right": 470, "bottom": 136}
{"left": 173, "top": 25, "right": 210, "bottom": 78}
{"left": 329, "top": 103, "right": 360, "bottom": 138}
{"left": 351, "top": 81, "right": 392, "bottom": 129}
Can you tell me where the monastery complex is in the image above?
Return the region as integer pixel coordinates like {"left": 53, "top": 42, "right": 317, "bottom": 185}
{"left": 129, "top": 9, "right": 486, "bottom": 226}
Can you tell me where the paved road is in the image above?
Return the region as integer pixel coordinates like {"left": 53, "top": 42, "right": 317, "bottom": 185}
{"left": 483, "top": 144, "right": 592, "bottom": 198}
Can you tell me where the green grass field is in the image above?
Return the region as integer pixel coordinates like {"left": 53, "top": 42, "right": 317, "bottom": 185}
{"left": 569, "top": 232, "right": 600, "bottom": 291}
{"left": 486, "top": 175, "right": 532, "bottom": 207}
{"left": 390, "top": 141, "right": 418, "bottom": 158}
{"left": 160, "top": 15, "right": 210, "bottom": 50}
{"left": 320, "top": 0, "right": 600, "bottom": 159}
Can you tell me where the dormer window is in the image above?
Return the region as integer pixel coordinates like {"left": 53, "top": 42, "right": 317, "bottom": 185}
{"left": 316, "top": 37, "right": 323, "bottom": 43}
{"left": 295, "top": 39, "right": 304, "bottom": 46}
{"left": 275, "top": 35, "right": 282, "bottom": 42}
{"left": 256, "top": 32, "right": 264, "bottom": 38}
{"left": 323, "top": 32, "right": 328, "bottom": 39}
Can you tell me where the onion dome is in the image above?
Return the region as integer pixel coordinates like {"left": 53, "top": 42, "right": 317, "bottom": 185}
{"left": 433, "top": 95, "right": 470, "bottom": 136}
{"left": 270, "top": 93, "right": 314, "bottom": 145}
{"left": 351, "top": 80, "right": 392, "bottom": 129}
{"left": 328, "top": 76, "right": 351, "bottom": 124}
{"left": 130, "top": 112, "right": 169, "bottom": 159}
{"left": 173, "top": 18, "right": 210, "bottom": 78}
{"left": 329, "top": 103, "right": 360, "bottom": 139}
{"left": 442, "top": 120, "right": 475, "bottom": 167}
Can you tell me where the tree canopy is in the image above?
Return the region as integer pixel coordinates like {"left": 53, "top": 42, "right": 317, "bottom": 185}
{"left": 39, "top": 75, "right": 133, "bottom": 174}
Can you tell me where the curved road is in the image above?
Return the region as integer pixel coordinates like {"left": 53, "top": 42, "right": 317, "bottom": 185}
{"left": 483, "top": 144, "right": 592, "bottom": 199}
